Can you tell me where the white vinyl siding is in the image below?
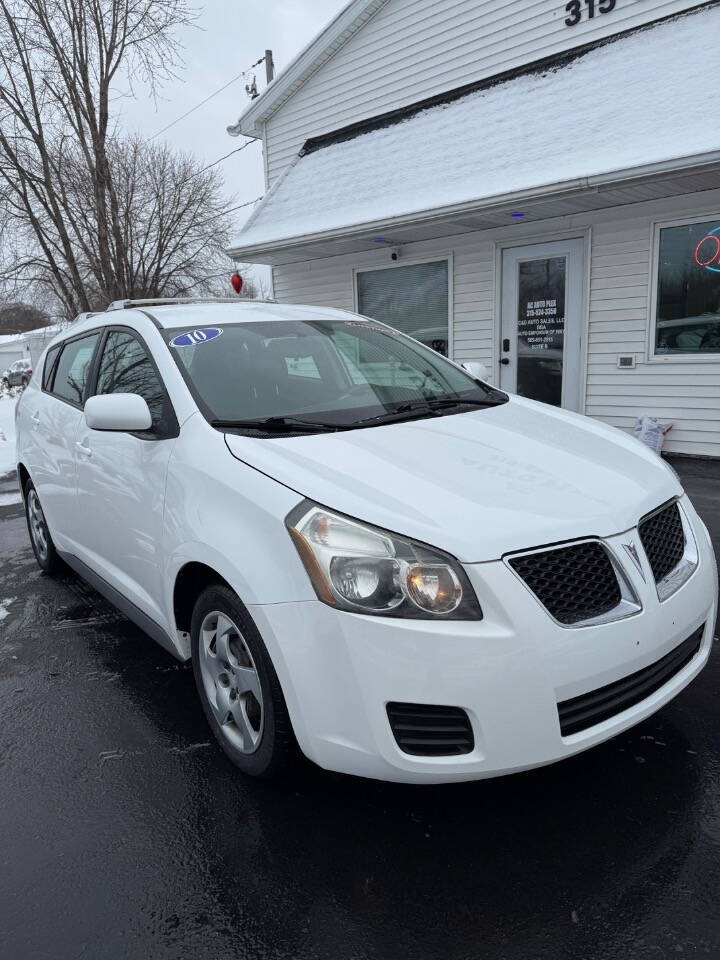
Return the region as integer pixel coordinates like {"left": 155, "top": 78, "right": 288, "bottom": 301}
{"left": 272, "top": 190, "right": 720, "bottom": 458}
{"left": 264, "top": 0, "right": 706, "bottom": 185}
{"left": 586, "top": 210, "right": 720, "bottom": 458}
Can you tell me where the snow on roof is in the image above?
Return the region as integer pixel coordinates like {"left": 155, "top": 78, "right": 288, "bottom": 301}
{"left": 233, "top": 6, "right": 720, "bottom": 254}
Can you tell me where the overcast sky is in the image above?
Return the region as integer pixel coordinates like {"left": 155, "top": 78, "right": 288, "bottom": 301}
{"left": 121, "top": 0, "right": 348, "bottom": 244}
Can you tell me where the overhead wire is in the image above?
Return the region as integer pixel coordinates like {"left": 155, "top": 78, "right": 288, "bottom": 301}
{"left": 198, "top": 137, "right": 258, "bottom": 174}
{"left": 150, "top": 55, "right": 266, "bottom": 140}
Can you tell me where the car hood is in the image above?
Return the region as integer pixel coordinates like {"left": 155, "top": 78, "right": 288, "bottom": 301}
{"left": 224, "top": 396, "right": 680, "bottom": 562}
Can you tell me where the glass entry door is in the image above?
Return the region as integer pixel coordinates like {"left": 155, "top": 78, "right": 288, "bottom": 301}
{"left": 500, "top": 239, "right": 584, "bottom": 410}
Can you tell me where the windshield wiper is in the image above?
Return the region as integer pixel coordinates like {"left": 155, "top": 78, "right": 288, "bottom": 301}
{"left": 418, "top": 395, "right": 505, "bottom": 411}
{"left": 210, "top": 416, "right": 343, "bottom": 434}
{"left": 352, "top": 395, "right": 505, "bottom": 427}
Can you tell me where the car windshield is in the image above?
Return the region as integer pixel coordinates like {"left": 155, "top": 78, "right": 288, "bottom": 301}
{"left": 164, "top": 318, "right": 506, "bottom": 434}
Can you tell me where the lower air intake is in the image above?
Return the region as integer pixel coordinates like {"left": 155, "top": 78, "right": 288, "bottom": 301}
{"left": 386, "top": 702, "right": 474, "bottom": 756}
{"left": 557, "top": 624, "right": 704, "bottom": 737}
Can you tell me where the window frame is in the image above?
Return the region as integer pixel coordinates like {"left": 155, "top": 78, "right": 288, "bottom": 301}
{"left": 42, "top": 345, "right": 62, "bottom": 391}
{"left": 352, "top": 254, "right": 454, "bottom": 359}
{"left": 88, "top": 324, "right": 179, "bottom": 441}
{"left": 43, "top": 328, "right": 103, "bottom": 409}
{"left": 648, "top": 212, "right": 720, "bottom": 364}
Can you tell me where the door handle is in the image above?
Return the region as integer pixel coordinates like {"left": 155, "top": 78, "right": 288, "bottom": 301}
{"left": 500, "top": 358, "right": 510, "bottom": 365}
{"left": 75, "top": 440, "right": 92, "bottom": 458}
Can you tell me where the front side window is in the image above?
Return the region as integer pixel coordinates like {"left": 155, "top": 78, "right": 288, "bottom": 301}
{"left": 357, "top": 260, "right": 449, "bottom": 356}
{"left": 655, "top": 219, "right": 720, "bottom": 355}
{"left": 43, "top": 346, "right": 60, "bottom": 390}
{"left": 52, "top": 334, "right": 99, "bottom": 404}
{"left": 165, "top": 318, "right": 506, "bottom": 436}
{"left": 96, "top": 331, "right": 169, "bottom": 430}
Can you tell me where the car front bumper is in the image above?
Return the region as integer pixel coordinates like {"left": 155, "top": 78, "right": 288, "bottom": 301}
{"left": 249, "top": 496, "right": 718, "bottom": 783}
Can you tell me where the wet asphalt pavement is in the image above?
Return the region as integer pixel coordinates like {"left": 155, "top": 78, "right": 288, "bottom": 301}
{"left": 0, "top": 459, "right": 718, "bottom": 960}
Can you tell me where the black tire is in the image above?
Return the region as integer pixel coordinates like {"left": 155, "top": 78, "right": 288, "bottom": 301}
{"left": 1, "top": 378, "right": 8, "bottom": 390}
{"left": 24, "top": 479, "right": 61, "bottom": 574}
{"left": 191, "top": 584, "right": 300, "bottom": 778}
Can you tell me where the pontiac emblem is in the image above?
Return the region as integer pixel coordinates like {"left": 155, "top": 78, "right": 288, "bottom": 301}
{"left": 622, "top": 541, "right": 646, "bottom": 582}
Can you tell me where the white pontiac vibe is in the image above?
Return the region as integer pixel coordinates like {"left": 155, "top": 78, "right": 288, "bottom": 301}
{"left": 14, "top": 300, "right": 717, "bottom": 781}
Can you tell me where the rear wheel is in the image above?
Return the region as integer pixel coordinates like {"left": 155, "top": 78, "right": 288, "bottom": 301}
{"left": 191, "top": 584, "right": 300, "bottom": 778}
{"left": 24, "top": 481, "right": 61, "bottom": 574}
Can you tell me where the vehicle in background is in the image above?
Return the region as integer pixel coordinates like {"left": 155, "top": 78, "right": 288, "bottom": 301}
{"left": 1, "top": 358, "right": 32, "bottom": 390}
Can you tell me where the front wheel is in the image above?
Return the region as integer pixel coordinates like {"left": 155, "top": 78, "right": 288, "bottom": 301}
{"left": 24, "top": 480, "right": 61, "bottom": 573}
{"left": 191, "top": 584, "right": 300, "bottom": 778}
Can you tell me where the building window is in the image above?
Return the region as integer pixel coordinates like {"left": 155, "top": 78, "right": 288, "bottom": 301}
{"left": 356, "top": 260, "right": 449, "bottom": 356}
{"left": 655, "top": 219, "right": 720, "bottom": 355}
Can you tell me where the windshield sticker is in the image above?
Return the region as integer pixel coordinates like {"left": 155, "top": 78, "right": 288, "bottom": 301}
{"left": 170, "top": 327, "right": 223, "bottom": 348}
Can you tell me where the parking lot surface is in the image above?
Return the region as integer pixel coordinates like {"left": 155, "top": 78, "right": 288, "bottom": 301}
{"left": 0, "top": 457, "right": 718, "bottom": 960}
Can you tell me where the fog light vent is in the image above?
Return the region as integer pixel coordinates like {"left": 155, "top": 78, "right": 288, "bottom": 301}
{"left": 386, "top": 702, "right": 474, "bottom": 756}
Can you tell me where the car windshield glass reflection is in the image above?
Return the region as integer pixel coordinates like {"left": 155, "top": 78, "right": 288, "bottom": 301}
{"left": 164, "top": 319, "right": 506, "bottom": 434}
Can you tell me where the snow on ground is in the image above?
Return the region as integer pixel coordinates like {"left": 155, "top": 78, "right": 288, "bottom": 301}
{"left": 237, "top": 6, "right": 720, "bottom": 248}
{"left": 0, "top": 597, "right": 16, "bottom": 621}
{"left": 0, "top": 394, "right": 18, "bottom": 479}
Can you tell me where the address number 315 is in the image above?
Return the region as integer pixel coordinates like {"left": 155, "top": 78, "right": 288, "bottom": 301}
{"left": 565, "top": 0, "right": 616, "bottom": 27}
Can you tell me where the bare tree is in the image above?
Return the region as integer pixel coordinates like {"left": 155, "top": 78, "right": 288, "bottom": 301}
{"left": 0, "top": 0, "right": 236, "bottom": 317}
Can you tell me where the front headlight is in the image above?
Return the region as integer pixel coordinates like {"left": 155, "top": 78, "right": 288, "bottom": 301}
{"left": 286, "top": 501, "right": 482, "bottom": 620}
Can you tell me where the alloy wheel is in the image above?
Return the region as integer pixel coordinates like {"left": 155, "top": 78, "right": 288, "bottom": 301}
{"left": 198, "top": 610, "right": 264, "bottom": 754}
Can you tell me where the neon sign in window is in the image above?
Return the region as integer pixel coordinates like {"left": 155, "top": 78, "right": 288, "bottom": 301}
{"left": 655, "top": 219, "right": 720, "bottom": 355}
{"left": 693, "top": 226, "right": 720, "bottom": 273}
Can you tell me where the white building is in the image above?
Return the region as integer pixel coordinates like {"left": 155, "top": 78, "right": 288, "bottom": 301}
{"left": 0, "top": 334, "right": 25, "bottom": 369}
{"left": 0, "top": 323, "right": 66, "bottom": 372}
{"left": 228, "top": 0, "right": 720, "bottom": 458}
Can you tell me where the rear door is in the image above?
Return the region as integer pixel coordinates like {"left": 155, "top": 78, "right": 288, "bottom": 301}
{"left": 74, "top": 326, "right": 179, "bottom": 631}
{"left": 22, "top": 332, "right": 100, "bottom": 552}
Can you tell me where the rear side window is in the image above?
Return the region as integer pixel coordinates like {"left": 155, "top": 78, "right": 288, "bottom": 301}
{"left": 96, "top": 330, "right": 171, "bottom": 432}
{"left": 42, "top": 346, "right": 61, "bottom": 390}
{"left": 52, "top": 334, "right": 99, "bottom": 404}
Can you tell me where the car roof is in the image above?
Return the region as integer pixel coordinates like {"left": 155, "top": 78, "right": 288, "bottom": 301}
{"left": 59, "top": 301, "right": 366, "bottom": 341}
{"left": 141, "top": 301, "right": 362, "bottom": 330}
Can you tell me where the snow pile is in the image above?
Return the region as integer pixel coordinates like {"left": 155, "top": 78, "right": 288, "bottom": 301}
{"left": 0, "top": 597, "right": 15, "bottom": 621}
{"left": 237, "top": 6, "right": 720, "bottom": 249}
{"left": 0, "top": 395, "right": 18, "bottom": 478}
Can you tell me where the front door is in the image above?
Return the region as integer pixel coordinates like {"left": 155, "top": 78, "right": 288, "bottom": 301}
{"left": 74, "top": 327, "right": 177, "bottom": 632}
{"left": 500, "top": 239, "right": 584, "bottom": 410}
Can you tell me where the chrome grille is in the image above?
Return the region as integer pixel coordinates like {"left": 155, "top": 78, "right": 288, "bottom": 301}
{"left": 639, "top": 501, "right": 686, "bottom": 584}
{"left": 508, "top": 542, "right": 622, "bottom": 625}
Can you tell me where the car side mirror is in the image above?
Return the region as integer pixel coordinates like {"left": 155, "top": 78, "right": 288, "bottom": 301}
{"left": 84, "top": 393, "right": 152, "bottom": 432}
{"left": 462, "top": 361, "right": 489, "bottom": 382}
